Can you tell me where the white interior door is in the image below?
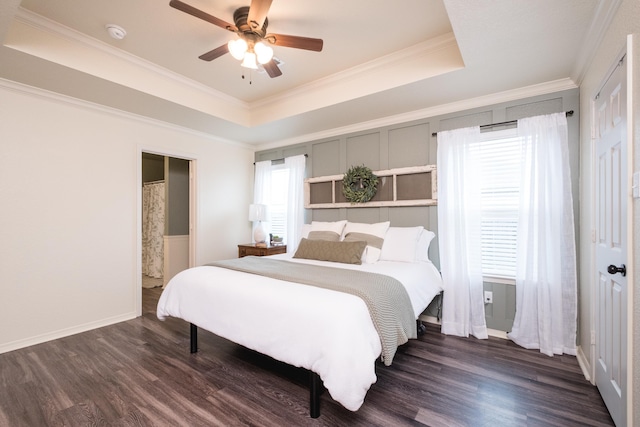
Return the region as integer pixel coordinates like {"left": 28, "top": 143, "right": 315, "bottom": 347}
{"left": 594, "top": 54, "right": 627, "bottom": 427}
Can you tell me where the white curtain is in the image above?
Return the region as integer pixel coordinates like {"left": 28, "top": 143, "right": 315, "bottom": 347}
{"left": 142, "top": 181, "right": 165, "bottom": 279}
{"left": 252, "top": 156, "right": 306, "bottom": 251}
{"left": 508, "top": 113, "right": 577, "bottom": 356}
{"left": 437, "top": 126, "right": 488, "bottom": 339}
{"left": 285, "top": 155, "right": 306, "bottom": 253}
{"left": 252, "top": 160, "right": 272, "bottom": 240}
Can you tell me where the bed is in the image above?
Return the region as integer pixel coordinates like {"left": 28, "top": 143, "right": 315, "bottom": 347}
{"left": 157, "top": 222, "right": 443, "bottom": 417}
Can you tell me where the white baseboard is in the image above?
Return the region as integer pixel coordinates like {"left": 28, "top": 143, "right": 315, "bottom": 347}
{"left": 419, "top": 315, "right": 509, "bottom": 339}
{"left": 0, "top": 311, "right": 137, "bottom": 355}
{"left": 576, "top": 345, "right": 593, "bottom": 383}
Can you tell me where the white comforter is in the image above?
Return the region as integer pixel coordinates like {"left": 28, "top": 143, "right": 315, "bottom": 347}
{"left": 156, "top": 254, "right": 443, "bottom": 411}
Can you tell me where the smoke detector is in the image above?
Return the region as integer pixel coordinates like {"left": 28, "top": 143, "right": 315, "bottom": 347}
{"left": 106, "top": 24, "right": 127, "bottom": 40}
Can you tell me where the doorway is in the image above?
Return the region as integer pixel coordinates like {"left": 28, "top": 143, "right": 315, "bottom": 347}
{"left": 141, "top": 152, "right": 193, "bottom": 294}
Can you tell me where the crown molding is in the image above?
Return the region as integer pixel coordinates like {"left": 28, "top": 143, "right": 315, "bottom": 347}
{"left": 571, "top": 0, "right": 623, "bottom": 85}
{"left": 254, "top": 78, "right": 578, "bottom": 151}
{"left": 249, "top": 33, "right": 463, "bottom": 126}
{"left": 11, "top": 8, "right": 463, "bottom": 128}
{"left": 15, "top": 8, "right": 247, "bottom": 109}
{"left": 0, "top": 77, "right": 253, "bottom": 150}
{"left": 251, "top": 33, "right": 458, "bottom": 110}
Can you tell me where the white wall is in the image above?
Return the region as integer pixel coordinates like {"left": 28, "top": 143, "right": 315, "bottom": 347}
{"left": 577, "top": 0, "right": 639, "bottom": 423}
{"left": 0, "top": 81, "right": 254, "bottom": 353}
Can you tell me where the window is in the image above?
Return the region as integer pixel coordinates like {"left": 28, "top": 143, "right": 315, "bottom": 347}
{"left": 268, "top": 165, "right": 289, "bottom": 242}
{"left": 473, "top": 128, "right": 523, "bottom": 281}
{"left": 254, "top": 155, "right": 306, "bottom": 250}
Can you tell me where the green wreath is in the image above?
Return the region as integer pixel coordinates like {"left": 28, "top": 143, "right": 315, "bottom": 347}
{"left": 342, "top": 165, "right": 379, "bottom": 203}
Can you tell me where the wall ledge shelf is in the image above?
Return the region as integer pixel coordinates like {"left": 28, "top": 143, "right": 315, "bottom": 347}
{"left": 305, "top": 165, "right": 437, "bottom": 209}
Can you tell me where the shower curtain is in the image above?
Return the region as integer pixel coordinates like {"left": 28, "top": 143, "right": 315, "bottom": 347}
{"left": 142, "top": 181, "right": 165, "bottom": 279}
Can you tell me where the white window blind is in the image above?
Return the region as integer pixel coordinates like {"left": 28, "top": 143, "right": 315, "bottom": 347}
{"left": 474, "top": 128, "right": 523, "bottom": 280}
{"left": 268, "top": 166, "right": 289, "bottom": 242}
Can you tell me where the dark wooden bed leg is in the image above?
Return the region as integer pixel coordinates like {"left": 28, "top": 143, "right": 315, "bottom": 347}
{"left": 417, "top": 319, "right": 426, "bottom": 335}
{"left": 190, "top": 323, "right": 198, "bottom": 354}
{"left": 309, "top": 371, "right": 321, "bottom": 418}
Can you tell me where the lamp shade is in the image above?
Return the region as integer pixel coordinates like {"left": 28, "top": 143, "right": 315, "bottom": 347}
{"left": 228, "top": 38, "right": 247, "bottom": 60}
{"left": 254, "top": 41, "right": 273, "bottom": 64}
{"left": 249, "top": 204, "right": 267, "bottom": 222}
{"left": 241, "top": 52, "right": 258, "bottom": 69}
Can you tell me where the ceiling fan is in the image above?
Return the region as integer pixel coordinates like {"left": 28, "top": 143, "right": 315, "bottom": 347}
{"left": 169, "top": 0, "right": 324, "bottom": 78}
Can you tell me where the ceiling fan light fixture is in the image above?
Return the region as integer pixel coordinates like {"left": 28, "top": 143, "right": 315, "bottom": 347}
{"left": 241, "top": 52, "right": 258, "bottom": 69}
{"left": 228, "top": 38, "right": 248, "bottom": 60}
{"left": 254, "top": 41, "right": 273, "bottom": 64}
{"left": 170, "top": 0, "right": 323, "bottom": 78}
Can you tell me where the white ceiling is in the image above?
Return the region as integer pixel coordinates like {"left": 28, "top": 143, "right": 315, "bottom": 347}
{"left": 0, "top": 0, "right": 605, "bottom": 148}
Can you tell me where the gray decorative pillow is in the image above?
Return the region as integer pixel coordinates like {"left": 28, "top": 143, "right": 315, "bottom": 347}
{"left": 293, "top": 238, "right": 367, "bottom": 264}
{"left": 308, "top": 230, "right": 341, "bottom": 241}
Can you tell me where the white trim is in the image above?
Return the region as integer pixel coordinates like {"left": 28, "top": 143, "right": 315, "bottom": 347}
{"left": 13, "top": 8, "right": 246, "bottom": 109}
{"left": 483, "top": 276, "right": 516, "bottom": 286}
{"left": 624, "top": 34, "right": 635, "bottom": 427}
{"left": 252, "top": 34, "right": 458, "bottom": 111}
{"left": 255, "top": 78, "right": 578, "bottom": 151}
{"left": 10, "top": 9, "right": 462, "bottom": 128}
{"left": 589, "top": 76, "right": 599, "bottom": 385}
{"left": 250, "top": 33, "right": 461, "bottom": 125}
{"left": 0, "top": 77, "right": 251, "bottom": 150}
{"left": 576, "top": 345, "right": 594, "bottom": 383}
{"left": 571, "top": 0, "right": 623, "bottom": 85}
{"left": 0, "top": 312, "right": 136, "bottom": 355}
{"left": 164, "top": 235, "right": 190, "bottom": 288}
{"left": 137, "top": 147, "right": 198, "bottom": 317}
{"left": 486, "top": 328, "right": 509, "bottom": 340}
{"left": 420, "top": 316, "right": 508, "bottom": 339}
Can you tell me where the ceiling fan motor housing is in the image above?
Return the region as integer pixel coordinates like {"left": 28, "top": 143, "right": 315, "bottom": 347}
{"left": 233, "top": 6, "right": 268, "bottom": 38}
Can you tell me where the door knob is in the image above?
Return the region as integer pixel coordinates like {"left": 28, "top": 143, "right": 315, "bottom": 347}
{"left": 607, "top": 264, "right": 626, "bottom": 277}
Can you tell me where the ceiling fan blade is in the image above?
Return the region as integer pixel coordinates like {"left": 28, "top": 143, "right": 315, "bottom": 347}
{"left": 263, "top": 59, "right": 282, "bottom": 78}
{"left": 170, "top": 0, "right": 237, "bottom": 32}
{"left": 247, "top": 0, "right": 273, "bottom": 31}
{"left": 198, "top": 44, "right": 229, "bottom": 61}
{"left": 266, "top": 33, "right": 323, "bottom": 52}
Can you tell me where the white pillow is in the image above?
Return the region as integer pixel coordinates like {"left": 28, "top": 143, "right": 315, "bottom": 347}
{"left": 342, "top": 221, "right": 390, "bottom": 263}
{"left": 380, "top": 226, "right": 424, "bottom": 262}
{"left": 416, "top": 229, "right": 436, "bottom": 262}
{"left": 306, "top": 220, "right": 347, "bottom": 241}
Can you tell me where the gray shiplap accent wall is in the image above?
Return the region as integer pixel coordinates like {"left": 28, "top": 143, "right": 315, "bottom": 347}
{"left": 255, "top": 88, "right": 580, "bottom": 332}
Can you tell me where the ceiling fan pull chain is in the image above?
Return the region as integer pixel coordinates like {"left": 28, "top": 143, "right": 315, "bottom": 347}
{"left": 241, "top": 70, "right": 254, "bottom": 85}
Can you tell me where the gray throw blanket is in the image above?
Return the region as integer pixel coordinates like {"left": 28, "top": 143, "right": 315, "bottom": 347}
{"left": 207, "top": 257, "right": 416, "bottom": 365}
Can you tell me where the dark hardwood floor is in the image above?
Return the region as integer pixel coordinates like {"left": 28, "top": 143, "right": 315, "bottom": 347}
{"left": 0, "top": 287, "right": 614, "bottom": 426}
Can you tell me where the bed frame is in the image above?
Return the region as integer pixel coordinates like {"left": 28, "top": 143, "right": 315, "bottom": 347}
{"left": 189, "top": 323, "right": 324, "bottom": 418}
{"left": 188, "top": 318, "right": 429, "bottom": 418}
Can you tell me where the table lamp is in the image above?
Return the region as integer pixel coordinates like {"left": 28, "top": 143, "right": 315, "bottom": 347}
{"left": 249, "top": 203, "right": 268, "bottom": 245}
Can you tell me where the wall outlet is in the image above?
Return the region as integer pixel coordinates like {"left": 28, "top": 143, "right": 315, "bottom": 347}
{"left": 484, "top": 291, "right": 493, "bottom": 304}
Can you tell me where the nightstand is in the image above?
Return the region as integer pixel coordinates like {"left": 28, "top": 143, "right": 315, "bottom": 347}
{"left": 238, "top": 244, "right": 287, "bottom": 258}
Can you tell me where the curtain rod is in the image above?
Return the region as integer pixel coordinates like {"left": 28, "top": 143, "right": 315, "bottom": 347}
{"left": 254, "top": 153, "right": 307, "bottom": 165}
{"left": 430, "top": 110, "right": 574, "bottom": 137}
